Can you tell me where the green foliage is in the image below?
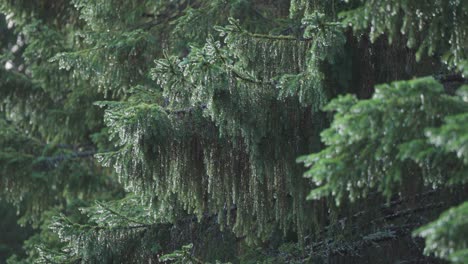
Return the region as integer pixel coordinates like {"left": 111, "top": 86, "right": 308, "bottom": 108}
{"left": 300, "top": 77, "right": 468, "bottom": 204}
{"left": 72, "top": 0, "right": 157, "bottom": 30}
{"left": 426, "top": 85, "right": 468, "bottom": 166}
{"left": 414, "top": 201, "right": 468, "bottom": 264}
{"left": 34, "top": 196, "right": 167, "bottom": 264}
{"left": 160, "top": 243, "right": 233, "bottom": 264}
{"left": 0, "top": 124, "right": 113, "bottom": 223}
{"left": 1, "top": 0, "right": 467, "bottom": 263}
{"left": 340, "top": 0, "right": 468, "bottom": 75}
{"left": 96, "top": 94, "right": 319, "bottom": 241}
{"left": 51, "top": 28, "right": 156, "bottom": 96}
{"left": 411, "top": 85, "right": 468, "bottom": 264}
{"left": 0, "top": 1, "right": 118, "bottom": 260}
{"left": 104, "top": 13, "right": 332, "bottom": 242}
{"left": 159, "top": 244, "right": 198, "bottom": 264}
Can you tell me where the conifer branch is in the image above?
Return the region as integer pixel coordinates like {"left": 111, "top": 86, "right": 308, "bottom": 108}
{"left": 133, "top": 12, "right": 181, "bottom": 30}
{"left": 224, "top": 17, "right": 311, "bottom": 42}
{"left": 212, "top": 43, "right": 274, "bottom": 85}
{"left": 34, "top": 150, "right": 97, "bottom": 170}
{"left": 164, "top": 104, "right": 207, "bottom": 115}
{"left": 61, "top": 215, "right": 153, "bottom": 231}
{"left": 96, "top": 201, "right": 149, "bottom": 226}
{"left": 318, "top": 190, "right": 440, "bottom": 236}
{"left": 247, "top": 32, "right": 308, "bottom": 41}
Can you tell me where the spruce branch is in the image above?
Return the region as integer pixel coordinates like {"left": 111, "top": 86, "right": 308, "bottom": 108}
{"left": 37, "top": 150, "right": 97, "bottom": 166}
{"left": 222, "top": 18, "right": 311, "bottom": 42}
{"left": 211, "top": 40, "right": 274, "bottom": 85}
{"left": 95, "top": 201, "right": 149, "bottom": 226}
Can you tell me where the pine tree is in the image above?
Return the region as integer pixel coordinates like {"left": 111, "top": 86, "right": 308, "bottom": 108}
{"left": 0, "top": 0, "right": 467, "bottom": 263}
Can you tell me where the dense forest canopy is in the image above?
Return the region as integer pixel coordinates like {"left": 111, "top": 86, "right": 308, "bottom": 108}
{"left": 0, "top": 0, "right": 467, "bottom": 263}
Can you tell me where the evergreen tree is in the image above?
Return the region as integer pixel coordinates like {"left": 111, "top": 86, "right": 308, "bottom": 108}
{"left": 0, "top": 0, "right": 466, "bottom": 263}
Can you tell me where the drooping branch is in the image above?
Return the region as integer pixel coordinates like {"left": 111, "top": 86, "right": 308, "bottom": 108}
{"left": 35, "top": 150, "right": 97, "bottom": 170}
